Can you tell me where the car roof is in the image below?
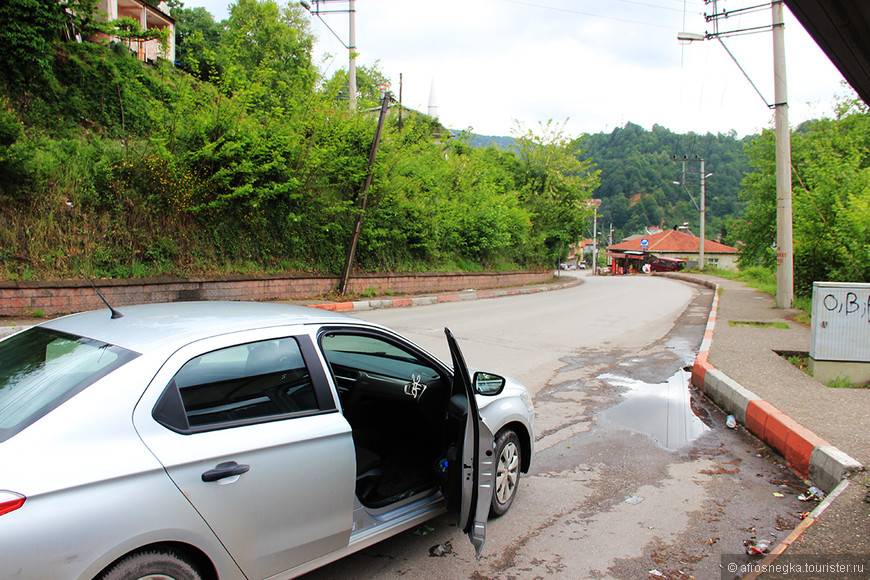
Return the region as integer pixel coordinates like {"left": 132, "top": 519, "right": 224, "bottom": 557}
{"left": 39, "top": 301, "right": 362, "bottom": 353}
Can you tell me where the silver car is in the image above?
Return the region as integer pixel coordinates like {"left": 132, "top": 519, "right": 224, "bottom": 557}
{"left": 0, "top": 301, "right": 534, "bottom": 580}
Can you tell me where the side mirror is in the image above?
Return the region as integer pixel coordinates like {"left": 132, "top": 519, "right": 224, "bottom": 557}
{"left": 473, "top": 372, "right": 505, "bottom": 396}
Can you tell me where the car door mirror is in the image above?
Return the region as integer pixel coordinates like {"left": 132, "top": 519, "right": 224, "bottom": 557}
{"left": 473, "top": 372, "right": 505, "bottom": 396}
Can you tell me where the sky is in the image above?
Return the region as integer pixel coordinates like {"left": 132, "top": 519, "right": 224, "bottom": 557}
{"left": 182, "top": 0, "right": 852, "bottom": 140}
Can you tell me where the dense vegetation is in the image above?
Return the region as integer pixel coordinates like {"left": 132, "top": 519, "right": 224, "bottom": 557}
{"left": 576, "top": 124, "right": 751, "bottom": 244}
{"left": 735, "top": 100, "right": 870, "bottom": 295}
{"left": 0, "top": 0, "right": 867, "bottom": 299}
{"left": 0, "top": 0, "right": 601, "bottom": 281}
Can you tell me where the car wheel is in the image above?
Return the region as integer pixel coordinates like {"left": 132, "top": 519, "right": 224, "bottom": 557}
{"left": 490, "top": 429, "right": 521, "bottom": 517}
{"left": 97, "top": 549, "right": 202, "bottom": 580}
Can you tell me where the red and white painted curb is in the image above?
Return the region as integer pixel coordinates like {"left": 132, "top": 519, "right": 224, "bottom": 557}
{"left": 661, "top": 273, "right": 862, "bottom": 493}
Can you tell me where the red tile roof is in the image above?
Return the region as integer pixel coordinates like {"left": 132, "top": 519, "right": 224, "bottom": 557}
{"left": 607, "top": 229, "right": 739, "bottom": 254}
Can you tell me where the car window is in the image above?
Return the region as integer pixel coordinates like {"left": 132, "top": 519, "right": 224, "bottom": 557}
{"left": 320, "top": 332, "right": 443, "bottom": 402}
{"left": 159, "top": 338, "right": 319, "bottom": 431}
{"left": 0, "top": 328, "right": 138, "bottom": 443}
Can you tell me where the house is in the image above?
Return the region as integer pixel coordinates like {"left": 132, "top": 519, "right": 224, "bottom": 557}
{"left": 99, "top": 0, "right": 175, "bottom": 63}
{"left": 605, "top": 227, "right": 740, "bottom": 274}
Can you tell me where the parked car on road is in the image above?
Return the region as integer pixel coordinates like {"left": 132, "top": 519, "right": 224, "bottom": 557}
{"left": 648, "top": 257, "right": 687, "bottom": 272}
{"left": 0, "top": 302, "right": 534, "bottom": 580}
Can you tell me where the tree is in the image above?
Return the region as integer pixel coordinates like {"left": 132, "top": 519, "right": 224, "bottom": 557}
{"left": 512, "top": 120, "right": 600, "bottom": 257}
{"left": 172, "top": 6, "right": 222, "bottom": 82}
{"left": 322, "top": 62, "right": 390, "bottom": 109}
{"left": 0, "top": 0, "right": 102, "bottom": 90}
{"left": 217, "top": 0, "right": 315, "bottom": 117}
{"left": 736, "top": 95, "right": 870, "bottom": 295}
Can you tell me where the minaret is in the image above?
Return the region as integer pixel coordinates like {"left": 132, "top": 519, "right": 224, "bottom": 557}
{"left": 428, "top": 79, "right": 438, "bottom": 120}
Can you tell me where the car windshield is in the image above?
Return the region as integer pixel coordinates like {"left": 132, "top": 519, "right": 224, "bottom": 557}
{"left": 0, "top": 327, "right": 138, "bottom": 443}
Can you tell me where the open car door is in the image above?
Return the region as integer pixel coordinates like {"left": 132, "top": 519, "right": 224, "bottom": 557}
{"left": 445, "top": 328, "right": 495, "bottom": 556}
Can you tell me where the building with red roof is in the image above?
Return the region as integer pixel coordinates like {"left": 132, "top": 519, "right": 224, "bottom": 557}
{"left": 606, "top": 227, "right": 740, "bottom": 274}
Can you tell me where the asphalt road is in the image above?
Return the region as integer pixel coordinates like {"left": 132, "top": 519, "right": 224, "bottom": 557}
{"left": 301, "top": 273, "right": 812, "bottom": 579}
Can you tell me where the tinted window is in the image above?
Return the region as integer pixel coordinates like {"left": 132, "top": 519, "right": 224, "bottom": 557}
{"left": 165, "top": 338, "right": 318, "bottom": 430}
{"left": 0, "top": 328, "right": 138, "bottom": 442}
{"left": 321, "top": 332, "right": 443, "bottom": 404}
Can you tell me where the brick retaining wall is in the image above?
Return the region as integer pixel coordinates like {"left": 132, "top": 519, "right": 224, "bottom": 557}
{"left": 0, "top": 271, "right": 553, "bottom": 318}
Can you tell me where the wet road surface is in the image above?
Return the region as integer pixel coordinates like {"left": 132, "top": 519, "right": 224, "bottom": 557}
{"left": 302, "top": 276, "right": 812, "bottom": 579}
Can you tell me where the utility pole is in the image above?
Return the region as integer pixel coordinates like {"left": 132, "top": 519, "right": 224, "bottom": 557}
{"left": 398, "top": 73, "right": 403, "bottom": 131}
{"left": 772, "top": 0, "right": 794, "bottom": 308}
{"left": 348, "top": 0, "right": 356, "bottom": 110}
{"left": 673, "top": 154, "right": 706, "bottom": 267}
{"left": 592, "top": 204, "right": 598, "bottom": 275}
{"left": 300, "top": 0, "right": 356, "bottom": 110}
{"left": 678, "top": 0, "right": 793, "bottom": 307}
{"left": 338, "top": 92, "right": 391, "bottom": 294}
{"left": 699, "top": 158, "right": 706, "bottom": 268}
{"left": 587, "top": 199, "right": 602, "bottom": 274}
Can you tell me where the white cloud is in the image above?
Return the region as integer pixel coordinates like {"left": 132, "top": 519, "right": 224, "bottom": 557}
{"left": 183, "top": 0, "right": 850, "bottom": 138}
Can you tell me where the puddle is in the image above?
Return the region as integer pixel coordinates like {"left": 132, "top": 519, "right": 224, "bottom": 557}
{"left": 598, "top": 369, "right": 710, "bottom": 450}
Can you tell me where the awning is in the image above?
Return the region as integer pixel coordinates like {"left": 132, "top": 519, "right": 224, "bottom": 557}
{"left": 606, "top": 252, "right": 645, "bottom": 260}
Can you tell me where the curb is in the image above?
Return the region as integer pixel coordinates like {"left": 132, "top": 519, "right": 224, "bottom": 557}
{"left": 657, "top": 272, "right": 864, "bottom": 568}
{"left": 305, "top": 278, "right": 581, "bottom": 312}
{"left": 658, "top": 272, "right": 863, "bottom": 492}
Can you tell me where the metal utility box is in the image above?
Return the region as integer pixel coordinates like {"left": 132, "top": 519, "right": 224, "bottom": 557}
{"left": 810, "top": 282, "right": 870, "bottom": 361}
{"left": 810, "top": 282, "right": 870, "bottom": 385}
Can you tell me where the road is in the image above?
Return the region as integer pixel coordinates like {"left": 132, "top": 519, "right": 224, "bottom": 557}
{"left": 303, "top": 273, "right": 809, "bottom": 579}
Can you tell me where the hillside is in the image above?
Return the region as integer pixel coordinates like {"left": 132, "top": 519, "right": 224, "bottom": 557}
{"left": 0, "top": 2, "right": 599, "bottom": 281}
{"left": 464, "top": 123, "right": 752, "bottom": 245}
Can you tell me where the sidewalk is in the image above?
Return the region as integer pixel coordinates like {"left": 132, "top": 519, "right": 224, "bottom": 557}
{"left": 666, "top": 272, "right": 870, "bottom": 565}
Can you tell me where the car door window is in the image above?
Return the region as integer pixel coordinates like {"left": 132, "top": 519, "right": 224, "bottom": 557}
{"left": 154, "top": 337, "right": 320, "bottom": 431}
{"left": 320, "top": 332, "right": 442, "bottom": 401}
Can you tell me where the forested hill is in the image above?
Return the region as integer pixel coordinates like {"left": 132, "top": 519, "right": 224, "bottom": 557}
{"left": 575, "top": 123, "right": 752, "bottom": 243}
{"left": 467, "top": 123, "right": 753, "bottom": 244}
{"left": 468, "top": 123, "right": 755, "bottom": 242}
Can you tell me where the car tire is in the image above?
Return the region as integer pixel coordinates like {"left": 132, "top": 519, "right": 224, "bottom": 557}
{"left": 97, "top": 548, "right": 202, "bottom": 580}
{"left": 490, "top": 429, "right": 521, "bottom": 517}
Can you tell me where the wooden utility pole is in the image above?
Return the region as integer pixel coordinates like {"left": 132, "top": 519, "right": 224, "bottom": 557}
{"left": 338, "top": 93, "right": 391, "bottom": 295}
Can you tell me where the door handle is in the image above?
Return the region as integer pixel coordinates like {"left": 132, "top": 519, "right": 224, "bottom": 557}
{"left": 201, "top": 461, "right": 251, "bottom": 482}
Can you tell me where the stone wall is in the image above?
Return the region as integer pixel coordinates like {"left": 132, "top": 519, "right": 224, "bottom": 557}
{"left": 0, "top": 271, "right": 554, "bottom": 317}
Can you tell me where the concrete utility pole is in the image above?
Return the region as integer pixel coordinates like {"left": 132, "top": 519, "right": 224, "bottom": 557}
{"left": 772, "top": 0, "right": 794, "bottom": 308}
{"left": 592, "top": 204, "right": 598, "bottom": 275}
{"left": 699, "top": 158, "right": 706, "bottom": 268}
{"left": 672, "top": 154, "right": 706, "bottom": 268}
{"left": 678, "top": 0, "right": 794, "bottom": 308}
{"left": 300, "top": 0, "right": 356, "bottom": 109}
{"left": 587, "top": 199, "right": 602, "bottom": 274}
{"left": 348, "top": 0, "right": 356, "bottom": 110}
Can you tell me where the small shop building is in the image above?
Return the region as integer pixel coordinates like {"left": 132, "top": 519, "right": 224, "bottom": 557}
{"left": 605, "top": 228, "right": 740, "bottom": 274}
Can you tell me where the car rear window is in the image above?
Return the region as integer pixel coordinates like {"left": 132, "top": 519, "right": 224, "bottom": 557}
{"left": 0, "top": 327, "right": 138, "bottom": 443}
{"left": 153, "top": 337, "right": 322, "bottom": 432}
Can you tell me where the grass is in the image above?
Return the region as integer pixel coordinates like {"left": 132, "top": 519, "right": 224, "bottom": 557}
{"left": 775, "top": 350, "right": 870, "bottom": 389}
{"left": 777, "top": 351, "right": 812, "bottom": 375}
{"left": 702, "top": 266, "right": 813, "bottom": 325}
{"left": 728, "top": 320, "right": 790, "bottom": 329}
{"left": 828, "top": 376, "right": 858, "bottom": 389}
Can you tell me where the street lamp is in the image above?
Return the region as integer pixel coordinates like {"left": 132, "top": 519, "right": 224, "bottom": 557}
{"left": 677, "top": 1, "right": 793, "bottom": 307}
{"left": 299, "top": 0, "right": 357, "bottom": 110}
{"left": 672, "top": 158, "right": 711, "bottom": 268}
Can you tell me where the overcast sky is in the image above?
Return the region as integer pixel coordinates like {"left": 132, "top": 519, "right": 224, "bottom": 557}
{"left": 183, "top": 0, "right": 851, "bottom": 139}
